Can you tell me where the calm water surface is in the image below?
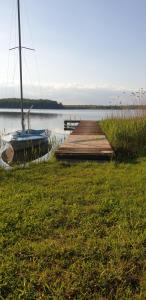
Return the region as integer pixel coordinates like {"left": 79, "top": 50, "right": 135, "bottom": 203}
{"left": 0, "top": 108, "right": 138, "bottom": 136}
{"left": 0, "top": 108, "right": 139, "bottom": 167}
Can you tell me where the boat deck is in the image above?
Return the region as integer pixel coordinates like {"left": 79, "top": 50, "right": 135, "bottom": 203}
{"left": 55, "top": 121, "right": 114, "bottom": 160}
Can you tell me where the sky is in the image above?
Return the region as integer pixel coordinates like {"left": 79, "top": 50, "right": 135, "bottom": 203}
{"left": 0, "top": 0, "right": 146, "bottom": 105}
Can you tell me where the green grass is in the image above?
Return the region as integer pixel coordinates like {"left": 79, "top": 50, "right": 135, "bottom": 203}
{"left": 1, "top": 158, "right": 146, "bottom": 299}
{"left": 100, "top": 117, "right": 146, "bottom": 158}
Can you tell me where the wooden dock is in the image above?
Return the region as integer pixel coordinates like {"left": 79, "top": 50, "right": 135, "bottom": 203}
{"left": 55, "top": 121, "right": 114, "bottom": 160}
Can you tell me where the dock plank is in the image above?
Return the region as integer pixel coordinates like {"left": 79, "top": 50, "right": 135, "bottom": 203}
{"left": 55, "top": 121, "right": 114, "bottom": 160}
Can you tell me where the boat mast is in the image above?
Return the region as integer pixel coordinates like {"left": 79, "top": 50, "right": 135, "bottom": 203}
{"left": 17, "top": 0, "right": 25, "bottom": 131}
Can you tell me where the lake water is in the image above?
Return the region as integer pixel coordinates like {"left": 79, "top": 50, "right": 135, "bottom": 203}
{"left": 0, "top": 108, "right": 138, "bottom": 137}
{"left": 0, "top": 108, "right": 139, "bottom": 167}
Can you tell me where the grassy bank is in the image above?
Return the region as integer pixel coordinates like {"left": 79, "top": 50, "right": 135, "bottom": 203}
{"left": 1, "top": 158, "right": 146, "bottom": 299}
{"left": 101, "top": 117, "right": 146, "bottom": 158}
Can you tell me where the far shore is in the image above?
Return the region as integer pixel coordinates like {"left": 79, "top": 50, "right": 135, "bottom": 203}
{"left": 0, "top": 105, "right": 146, "bottom": 112}
{"left": 0, "top": 98, "right": 146, "bottom": 110}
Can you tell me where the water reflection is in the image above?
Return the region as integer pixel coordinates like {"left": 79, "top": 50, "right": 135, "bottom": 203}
{"left": 0, "top": 108, "right": 140, "bottom": 135}
{"left": 0, "top": 108, "right": 141, "bottom": 167}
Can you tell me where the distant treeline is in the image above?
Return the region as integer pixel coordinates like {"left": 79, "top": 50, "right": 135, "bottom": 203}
{"left": 0, "top": 98, "right": 63, "bottom": 109}
{"left": 0, "top": 99, "right": 146, "bottom": 110}
{"left": 63, "top": 104, "right": 146, "bottom": 110}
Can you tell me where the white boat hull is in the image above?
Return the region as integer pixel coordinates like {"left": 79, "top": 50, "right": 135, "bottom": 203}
{"left": 1, "top": 129, "right": 51, "bottom": 164}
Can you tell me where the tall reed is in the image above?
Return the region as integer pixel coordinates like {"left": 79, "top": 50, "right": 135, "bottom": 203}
{"left": 101, "top": 112, "right": 146, "bottom": 158}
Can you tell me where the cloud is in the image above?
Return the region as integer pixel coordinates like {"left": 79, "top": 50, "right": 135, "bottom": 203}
{"left": 37, "top": 82, "right": 128, "bottom": 92}
{"left": 0, "top": 81, "right": 137, "bottom": 105}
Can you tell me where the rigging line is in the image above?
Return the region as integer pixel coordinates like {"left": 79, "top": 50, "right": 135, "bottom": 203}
{"left": 9, "top": 0, "right": 17, "bottom": 48}
{"left": 12, "top": 3, "right": 19, "bottom": 100}
{"left": 12, "top": 51, "right": 18, "bottom": 83}
{"left": 23, "top": 0, "right": 42, "bottom": 99}
{"left": 22, "top": 0, "right": 34, "bottom": 48}
{"left": 22, "top": 51, "right": 34, "bottom": 95}
{"left": 6, "top": 0, "right": 17, "bottom": 96}
{"left": 33, "top": 52, "right": 43, "bottom": 99}
{"left": 8, "top": 51, "right": 18, "bottom": 100}
{"left": 14, "top": 1, "right": 17, "bottom": 50}
{"left": 6, "top": 49, "right": 10, "bottom": 98}
{"left": 18, "top": 1, "right": 36, "bottom": 98}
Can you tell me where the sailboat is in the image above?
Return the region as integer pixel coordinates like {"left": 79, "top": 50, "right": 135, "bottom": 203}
{"left": 1, "top": 0, "right": 51, "bottom": 164}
